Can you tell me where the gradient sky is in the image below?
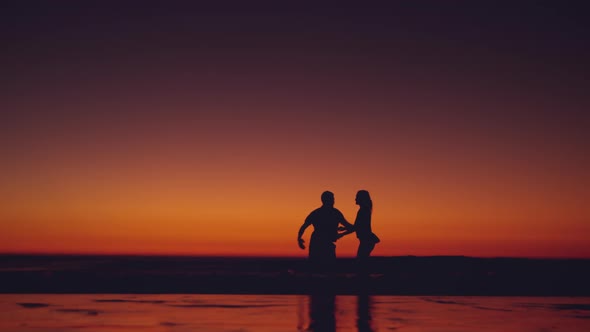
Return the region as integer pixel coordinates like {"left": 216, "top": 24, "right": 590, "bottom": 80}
{"left": 1, "top": 2, "right": 589, "bottom": 257}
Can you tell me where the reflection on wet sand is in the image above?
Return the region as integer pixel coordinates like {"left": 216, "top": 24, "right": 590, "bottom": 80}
{"left": 1, "top": 294, "right": 590, "bottom": 331}
{"left": 357, "top": 294, "right": 375, "bottom": 332}
{"left": 304, "top": 293, "right": 376, "bottom": 332}
{"left": 308, "top": 293, "right": 336, "bottom": 332}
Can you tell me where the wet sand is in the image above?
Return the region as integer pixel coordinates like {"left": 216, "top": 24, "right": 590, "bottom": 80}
{"left": 1, "top": 294, "right": 590, "bottom": 331}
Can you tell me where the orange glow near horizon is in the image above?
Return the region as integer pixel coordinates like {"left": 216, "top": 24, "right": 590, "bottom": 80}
{"left": 1, "top": 105, "right": 588, "bottom": 258}
{"left": 1, "top": 106, "right": 589, "bottom": 258}
{"left": 1, "top": 150, "right": 589, "bottom": 258}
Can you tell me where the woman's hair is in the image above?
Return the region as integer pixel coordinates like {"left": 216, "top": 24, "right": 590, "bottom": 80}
{"left": 356, "top": 190, "right": 373, "bottom": 211}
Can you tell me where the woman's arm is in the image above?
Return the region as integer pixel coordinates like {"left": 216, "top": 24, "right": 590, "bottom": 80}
{"left": 336, "top": 210, "right": 355, "bottom": 239}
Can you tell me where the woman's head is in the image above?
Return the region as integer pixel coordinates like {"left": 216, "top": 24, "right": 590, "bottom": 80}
{"left": 355, "top": 190, "right": 372, "bottom": 209}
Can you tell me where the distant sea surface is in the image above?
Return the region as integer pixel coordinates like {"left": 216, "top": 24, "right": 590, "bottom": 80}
{"left": 1, "top": 254, "right": 589, "bottom": 295}
{"left": 1, "top": 294, "right": 590, "bottom": 331}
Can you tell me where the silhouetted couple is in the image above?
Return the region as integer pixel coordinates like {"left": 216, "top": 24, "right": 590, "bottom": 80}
{"left": 297, "top": 190, "right": 380, "bottom": 273}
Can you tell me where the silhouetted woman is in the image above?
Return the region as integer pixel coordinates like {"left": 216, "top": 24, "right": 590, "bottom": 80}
{"left": 353, "top": 190, "right": 379, "bottom": 260}
{"left": 339, "top": 190, "right": 380, "bottom": 273}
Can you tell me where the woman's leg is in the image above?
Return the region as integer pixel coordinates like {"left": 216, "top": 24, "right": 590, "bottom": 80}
{"left": 357, "top": 241, "right": 375, "bottom": 259}
{"left": 356, "top": 241, "right": 375, "bottom": 275}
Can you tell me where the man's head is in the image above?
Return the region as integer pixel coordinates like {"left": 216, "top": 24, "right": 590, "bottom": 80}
{"left": 321, "top": 191, "right": 335, "bottom": 207}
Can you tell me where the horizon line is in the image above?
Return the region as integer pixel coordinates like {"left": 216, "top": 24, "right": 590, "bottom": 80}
{"left": 1, "top": 251, "right": 588, "bottom": 260}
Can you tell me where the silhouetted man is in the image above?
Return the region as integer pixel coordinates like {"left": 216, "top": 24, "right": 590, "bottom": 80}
{"left": 297, "top": 191, "right": 353, "bottom": 271}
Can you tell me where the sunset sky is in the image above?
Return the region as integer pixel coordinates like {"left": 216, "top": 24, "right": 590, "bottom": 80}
{"left": 1, "top": 2, "right": 588, "bottom": 258}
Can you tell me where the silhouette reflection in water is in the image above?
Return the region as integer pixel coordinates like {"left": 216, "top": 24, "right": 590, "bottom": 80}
{"left": 303, "top": 293, "right": 376, "bottom": 332}
{"left": 307, "top": 293, "right": 336, "bottom": 332}
{"left": 357, "top": 294, "right": 375, "bottom": 332}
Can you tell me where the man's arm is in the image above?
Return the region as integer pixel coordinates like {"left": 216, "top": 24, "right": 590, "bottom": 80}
{"left": 297, "top": 220, "right": 311, "bottom": 249}
{"left": 336, "top": 211, "right": 355, "bottom": 240}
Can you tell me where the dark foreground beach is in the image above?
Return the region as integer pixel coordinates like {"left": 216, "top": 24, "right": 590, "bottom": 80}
{"left": 1, "top": 255, "right": 589, "bottom": 295}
